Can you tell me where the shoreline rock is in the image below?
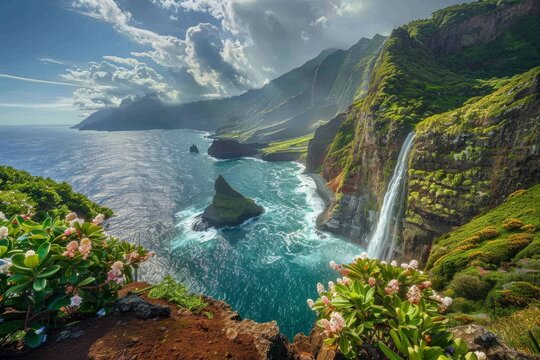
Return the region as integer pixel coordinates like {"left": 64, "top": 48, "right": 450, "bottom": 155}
{"left": 208, "top": 139, "right": 267, "bottom": 159}
{"left": 193, "top": 175, "right": 264, "bottom": 230}
{"left": 190, "top": 144, "right": 200, "bottom": 153}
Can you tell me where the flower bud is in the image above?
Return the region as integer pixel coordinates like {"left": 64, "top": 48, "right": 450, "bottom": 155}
{"left": 24, "top": 250, "right": 39, "bottom": 268}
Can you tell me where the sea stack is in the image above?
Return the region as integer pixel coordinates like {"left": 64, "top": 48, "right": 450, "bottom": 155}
{"left": 192, "top": 175, "right": 264, "bottom": 230}
{"left": 190, "top": 144, "right": 199, "bottom": 153}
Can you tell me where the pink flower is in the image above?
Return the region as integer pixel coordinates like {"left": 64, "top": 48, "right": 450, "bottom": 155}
{"left": 70, "top": 295, "right": 83, "bottom": 307}
{"left": 78, "top": 238, "right": 92, "bottom": 259}
{"left": 142, "top": 251, "right": 156, "bottom": 261}
{"left": 65, "top": 212, "right": 77, "bottom": 222}
{"left": 317, "top": 282, "right": 325, "bottom": 294}
{"left": 339, "top": 268, "right": 350, "bottom": 276}
{"left": 320, "top": 319, "right": 333, "bottom": 334}
{"left": 107, "top": 261, "right": 125, "bottom": 284}
{"left": 307, "top": 299, "right": 314, "bottom": 309}
{"left": 125, "top": 251, "right": 140, "bottom": 263}
{"left": 66, "top": 285, "right": 74, "bottom": 294}
{"left": 63, "top": 240, "right": 79, "bottom": 258}
{"left": 64, "top": 227, "right": 76, "bottom": 236}
{"left": 368, "top": 277, "right": 376, "bottom": 286}
{"left": 341, "top": 276, "right": 352, "bottom": 286}
{"left": 329, "top": 312, "right": 345, "bottom": 334}
{"left": 419, "top": 281, "right": 432, "bottom": 290}
{"left": 385, "top": 279, "right": 400, "bottom": 295}
{"left": 321, "top": 296, "right": 331, "bottom": 306}
{"left": 92, "top": 214, "right": 105, "bottom": 226}
{"left": 112, "top": 261, "right": 124, "bottom": 271}
{"left": 329, "top": 261, "right": 338, "bottom": 270}
{"left": 407, "top": 285, "right": 422, "bottom": 304}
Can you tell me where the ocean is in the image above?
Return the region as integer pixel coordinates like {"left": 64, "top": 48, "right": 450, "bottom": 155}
{"left": 0, "top": 125, "right": 363, "bottom": 338}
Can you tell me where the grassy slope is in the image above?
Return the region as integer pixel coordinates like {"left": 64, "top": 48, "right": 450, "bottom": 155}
{"left": 0, "top": 166, "right": 112, "bottom": 221}
{"left": 261, "top": 134, "right": 314, "bottom": 155}
{"left": 425, "top": 183, "right": 540, "bottom": 352}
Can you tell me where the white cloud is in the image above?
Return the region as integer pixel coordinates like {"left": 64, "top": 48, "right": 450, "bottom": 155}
{"left": 40, "top": 57, "right": 69, "bottom": 65}
{"left": 58, "top": 57, "right": 181, "bottom": 110}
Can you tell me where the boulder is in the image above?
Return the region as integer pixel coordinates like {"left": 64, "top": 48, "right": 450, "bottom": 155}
{"left": 115, "top": 293, "right": 171, "bottom": 319}
{"left": 451, "top": 325, "right": 540, "bottom": 360}
{"left": 190, "top": 144, "right": 200, "bottom": 153}
{"left": 193, "top": 175, "right": 264, "bottom": 230}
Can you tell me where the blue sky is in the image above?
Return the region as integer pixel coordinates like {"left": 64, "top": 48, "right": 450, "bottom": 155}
{"left": 0, "top": 0, "right": 470, "bottom": 125}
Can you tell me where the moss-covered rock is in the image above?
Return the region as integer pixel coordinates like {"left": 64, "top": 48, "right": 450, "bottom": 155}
{"left": 193, "top": 175, "right": 264, "bottom": 230}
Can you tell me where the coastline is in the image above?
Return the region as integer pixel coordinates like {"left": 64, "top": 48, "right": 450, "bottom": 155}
{"left": 306, "top": 172, "right": 334, "bottom": 208}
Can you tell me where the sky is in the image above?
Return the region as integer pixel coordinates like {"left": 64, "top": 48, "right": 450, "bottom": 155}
{"left": 0, "top": 0, "right": 471, "bottom": 125}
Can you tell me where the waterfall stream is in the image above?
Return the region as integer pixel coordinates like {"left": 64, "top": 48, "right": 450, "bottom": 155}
{"left": 367, "top": 132, "right": 415, "bottom": 260}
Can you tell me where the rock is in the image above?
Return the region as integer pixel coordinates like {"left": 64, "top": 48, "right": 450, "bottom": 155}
{"left": 451, "top": 325, "right": 540, "bottom": 360}
{"left": 193, "top": 175, "right": 264, "bottom": 230}
{"left": 208, "top": 139, "right": 267, "bottom": 159}
{"left": 190, "top": 144, "right": 200, "bottom": 153}
{"left": 290, "top": 327, "right": 346, "bottom": 360}
{"left": 56, "top": 329, "right": 84, "bottom": 343}
{"left": 261, "top": 151, "right": 302, "bottom": 162}
{"left": 115, "top": 293, "right": 171, "bottom": 319}
{"left": 306, "top": 113, "right": 346, "bottom": 172}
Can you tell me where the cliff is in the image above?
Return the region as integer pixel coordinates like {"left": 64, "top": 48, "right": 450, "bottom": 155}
{"left": 309, "top": 0, "right": 540, "bottom": 259}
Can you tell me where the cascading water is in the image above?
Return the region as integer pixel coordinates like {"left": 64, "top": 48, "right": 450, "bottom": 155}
{"left": 367, "top": 132, "right": 416, "bottom": 260}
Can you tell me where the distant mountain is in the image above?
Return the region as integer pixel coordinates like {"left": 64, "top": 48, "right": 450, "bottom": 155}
{"left": 75, "top": 35, "right": 386, "bottom": 142}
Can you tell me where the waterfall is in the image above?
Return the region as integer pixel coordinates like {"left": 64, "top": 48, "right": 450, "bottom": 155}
{"left": 367, "top": 132, "right": 415, "bottom": 260}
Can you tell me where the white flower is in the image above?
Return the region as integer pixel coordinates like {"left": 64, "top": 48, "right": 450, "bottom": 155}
{"left": 306, "top": 299, "right": 314, "bottom": 309}
{"left": 317, "top": 282, "right": 325, "bottom": 294}
{"left": 380, "top": 260, "right": 387, "bottom": 265}
{"left": 408, "top": 260, "right": 419, "bottom": 270}
{"left": 474, "top": 351, "right": 487, "bottom": 360}
{"left": 0, "top": 212, "right": 6, "bottom": 221}
{"left": 25, "top": 250, "right": 36, "bottom": 257}
{"left": 442, "top": 296, "right": 453, "bottom": 308}
{"left": 390, "top": 260, "right": 397, "bottom": 267}
{"left": 70, "top": 295, "right": 83, "bottom": 307}
{"left": 0, "top": 227, "right": 8, "bottom": 239}
{"left": 401, "top": 263, "right": 408, "bottom": 269}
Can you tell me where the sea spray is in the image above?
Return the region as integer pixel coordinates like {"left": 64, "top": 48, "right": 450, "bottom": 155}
{"left": 367, "top": 132, "right": 416, "bottom": 260}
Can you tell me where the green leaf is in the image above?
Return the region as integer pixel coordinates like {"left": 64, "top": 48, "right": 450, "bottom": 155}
{"left": 0, "top": 245, "right": 7, "bottom": 257}
{"left": 4, "top": 281, "right": 31, "bottom": 297}
{"left": 379, "top": 342, "right": 404, "bottom": 360}
{"left": 10, "top": 253, "right": 27, "bottom": 268}
{"left": 0, "top": 320, "right": 25, "bottom": 335}
{"left": 46, "top": 294, "right": 70, "bottom": 311}
{"left": 37, "top": 242, "right": 51, "bottom": 260}
{"left": 7, "top": 274, "right": 32, "bottom": 284}
{"left": 37, "top": 265, "right": 61, "bottom": 279}
{"left": 78, "top": 276, "right": 96, "bottom": 287}
{"left": 33, "top": 278, "right": 47, "bottom": 292}
{"left": 453, "top": 338, "right": 469, "bottom": 356}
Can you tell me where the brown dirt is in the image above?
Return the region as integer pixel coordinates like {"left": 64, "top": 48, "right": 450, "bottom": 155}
{"left": 6, "top": 282, "right": 262, "bottom": 360}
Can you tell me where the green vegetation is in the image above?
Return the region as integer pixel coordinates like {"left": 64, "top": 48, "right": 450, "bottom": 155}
{"left": 261, "top": 134, "right": 314, "bottom": 158}
{"left": 310, "top": 256, "right": 481, "bottom": 359}
{"left": 0, "top": 213, "right": 152, "bottom": 348}
{"left": 0, "top": 166, "right": 112, "bottom": 221}
{"left": 486, "top": 306, "right": 540, "bottom": 354}
{"left": 148, "top": 276, "right": 207, "bottom": 312}
{"left": 425, "top": 184, "right": 540, "bottom": 349}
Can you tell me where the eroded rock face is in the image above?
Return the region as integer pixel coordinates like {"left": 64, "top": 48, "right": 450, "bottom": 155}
{"left": 306, "top": 113, "right": 346, "bottom": 173}
{"left": 211, "top": 299, "right": 293, "bottom": 360}
{"left": 451, "top": 325, "right": 540, "bottom": 360}
{"left": 208, "top": 139, "right": 266, "bottom": 159}
{"left": 193, "top": 175, "right": 264, "bottom": 230}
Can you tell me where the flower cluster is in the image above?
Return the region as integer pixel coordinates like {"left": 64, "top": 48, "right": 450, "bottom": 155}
{"left": 0, "top": 212, "right": 153, "bottom": 349}
{"left": 308, "top": 254, "right": 466, "bottom": 359}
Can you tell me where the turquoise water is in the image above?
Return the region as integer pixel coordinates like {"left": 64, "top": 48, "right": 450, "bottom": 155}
{"left": 0, "top": 126, "right": 363, "bottom": 338}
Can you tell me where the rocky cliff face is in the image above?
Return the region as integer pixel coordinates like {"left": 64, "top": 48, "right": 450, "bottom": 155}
{"left": 311, "top": 0, "right": 540, "bottom": 256}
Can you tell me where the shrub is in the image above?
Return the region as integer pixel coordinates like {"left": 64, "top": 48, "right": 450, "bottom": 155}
{"left": 502, "top": 218, "right": 525, "bottom": 230}
{"left": 520, "top": 224, "right": 536, "bottom": 233}
{"left": 450, "top": 298, "right": 480, "bottom": 313}
{"left": 487, "top": 282, "right": 540, "bottom": 308}
{"left": 474, "top": 226, "right": 499, "bottom": 240}
{"left": 308, "top": 255, "right": 480, "bottom": 359}
{"left": 0, "top": 213, "right": 154, "bottom": 348}
{"left": 449, "top": 273, "right": 491, "bottom": 300}
{"left": 148, "top": 276, "right": 206, "bottom": 312}
{"left": 507, "top": 189, "right": 527, "bottom": 200}
{"left": 459, "top": 236, "right": 481, "bottom": 246}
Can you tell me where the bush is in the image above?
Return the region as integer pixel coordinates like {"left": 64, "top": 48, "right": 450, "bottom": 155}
{"left": 308, "top": 255, "right": 480, "bottom": 359}
{"left": 450, "top": 298, "right": 480, "bottom": 313}
{"left": 502, "top": 218, "right": 525, "bottom": 230}
{"left": 0, "top": 213, "right": 154, "bottom": 348}
{"left": 449, "top": 273, "right": 491, "bottom": 300}
{"left": 487, "top": 282, "right": 540, "bottom": 308}
{"left": 520, "top": 224, "right": 536, "bottom": 233}
{"left": 474, "top": 226, "right": 500, "bottom": 240}
{"left": 148, "top": 276, "right": 206, "bottom": 312}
